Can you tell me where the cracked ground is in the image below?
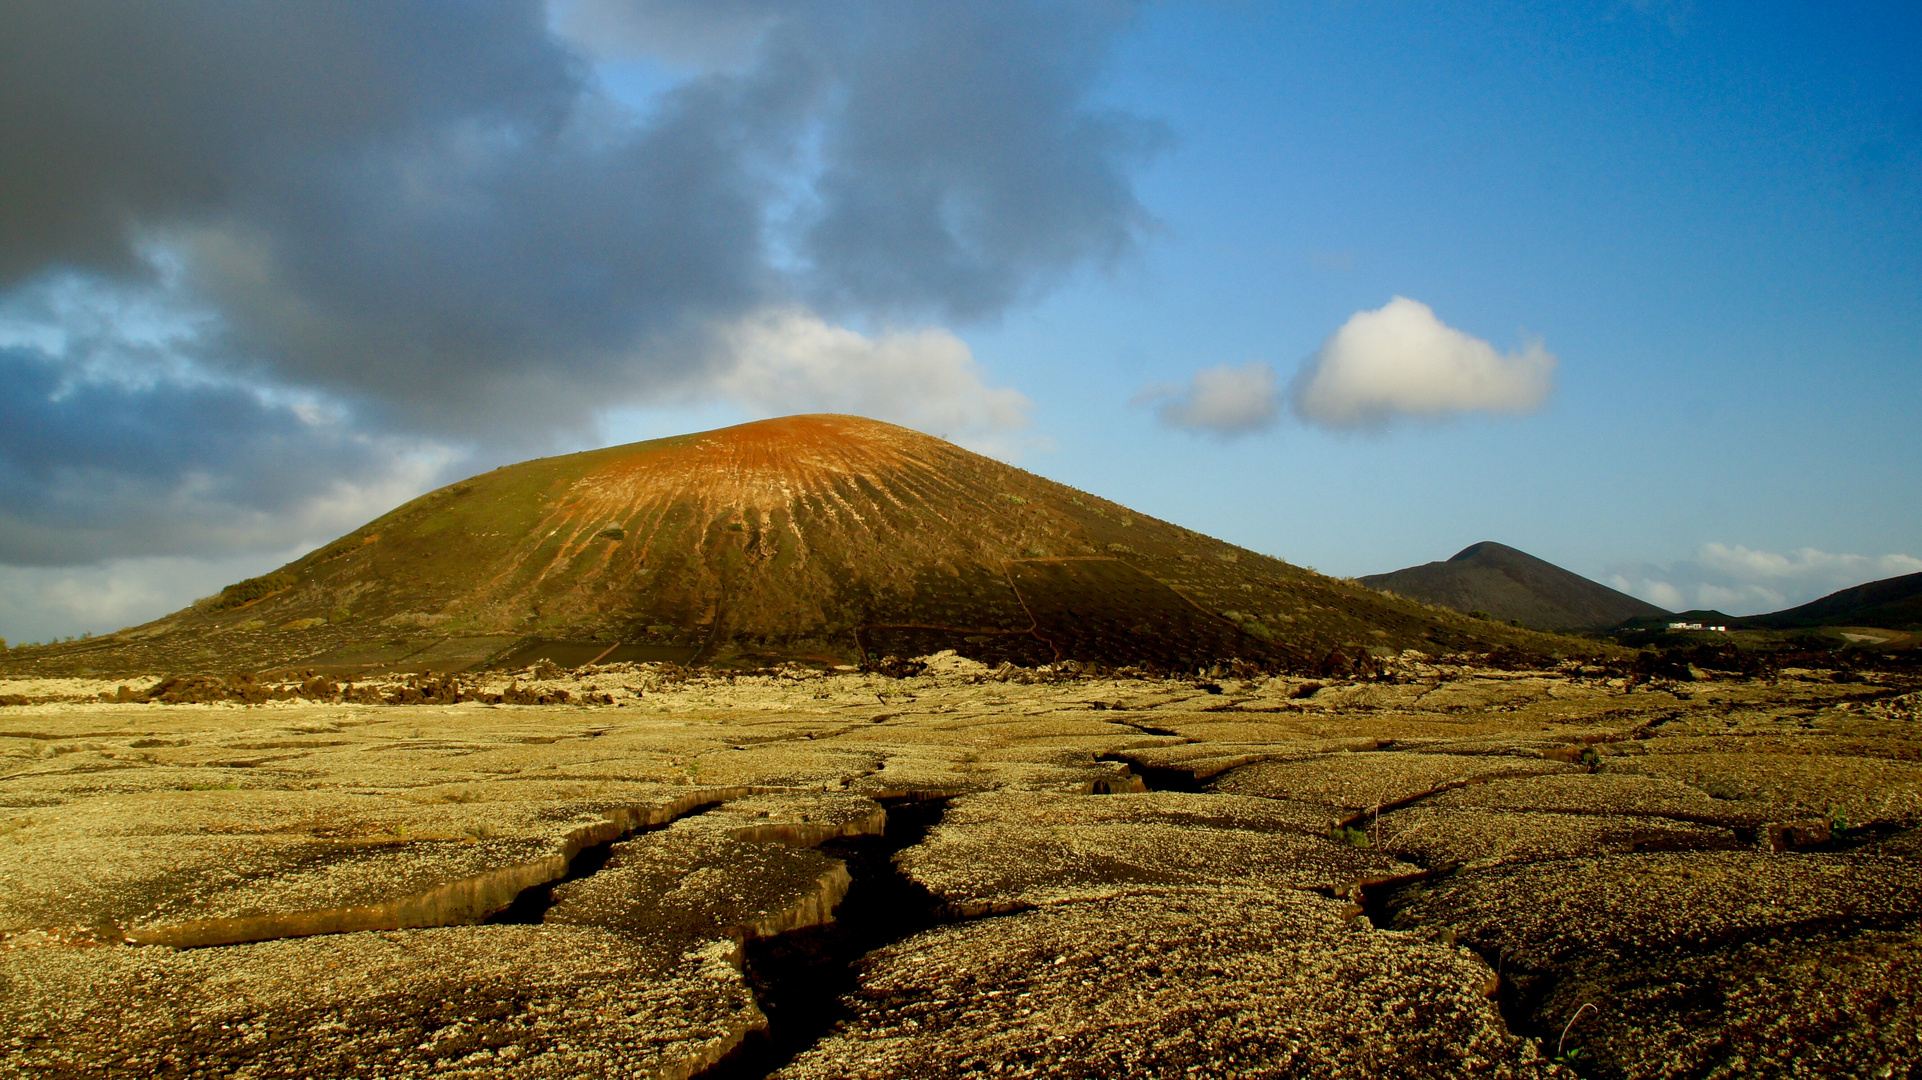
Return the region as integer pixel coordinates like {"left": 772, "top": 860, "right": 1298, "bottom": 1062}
{"left": 2, "top": 652, "right": 1919, "bottom": 1078}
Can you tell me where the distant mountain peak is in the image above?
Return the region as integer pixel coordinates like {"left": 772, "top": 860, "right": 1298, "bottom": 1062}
{"left": 1362, "top": 542, "right": 1667, "bottom": 632}
{"left": 1448, "top": 540, "right": 1521, "bottom": 562}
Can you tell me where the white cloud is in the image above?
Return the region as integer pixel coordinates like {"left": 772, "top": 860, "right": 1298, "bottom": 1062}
{"left": 1608, "top": 544, "right": 1922, "bottom": 616}
{"left": 1136, "top": 362, "right": 1280, "bottom": 436}
{"left": 711, "top": 307, "right": 1034, "bottom": 456}
{"left": 1291, "top": 296, "right": 1555, "bottom": 428}
{"left": 1625, "top": 578, "right": 1688, "bottom": 612}
{"left": 0, "top": 547, "right": 312, "bottom": 645}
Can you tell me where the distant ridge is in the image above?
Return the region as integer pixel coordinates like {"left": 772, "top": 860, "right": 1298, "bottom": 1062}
{"left": 1742, "top": 570, "right": 1922, "bottom": 632}
{"left": 3, "top": 416, "right": 1582, "bottom": 678}
{"left": 1359, "top": 541, "right": 1669, "bottom": 632}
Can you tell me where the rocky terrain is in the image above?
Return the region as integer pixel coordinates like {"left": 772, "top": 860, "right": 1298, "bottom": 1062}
{"left": 3, "top": 650, "right": 1918, "bottom": 1078}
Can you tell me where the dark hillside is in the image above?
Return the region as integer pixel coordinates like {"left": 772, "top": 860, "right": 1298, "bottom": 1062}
{"left": 1743, "top": 571, "right": 1922, "bottom": 631}
{"left": 3, "top": 417, "right": 1598, "bottom": 677}
{"left": 1360, "top": 541, "right": 1668, "bottom": 632}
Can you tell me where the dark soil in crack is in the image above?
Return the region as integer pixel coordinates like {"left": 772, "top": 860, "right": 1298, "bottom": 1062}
{"left": 485, "top": 800, "right": 727, "bottom": 924}
{"left": 1097, "top": 752, "right": 1203, "bottom": 792}
{"left": 1806, "top": 820, "right": 1909, "bottom": 854}
{"left": 1360, "top": 867, "right": 1561, "bottom": 1052}
{"left": 699, "top": 795, "right": 953, "bottom": 1080}
{"left": 1108, "top": 718, "right": 1186, "bottom": 739}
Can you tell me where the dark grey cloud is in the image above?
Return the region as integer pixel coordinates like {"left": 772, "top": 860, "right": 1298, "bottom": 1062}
{"left": 572, "top": 0, "right": 1163, "bottom": 319}
{"left": 0, "top": 1, "right": 580, "bottom": 284}
{"left": 0, "top": 0, "right": 1158, "bottom": 576}
{"left": 0, "top": 348, "right": 427, "bottom": 566}
{"left": 187, "top": 69, "right": 786, "bottom": 432}
{"left": 799, "top": 3, "right": 1164, "bottom": 319}
{"left": 3, "top": 0, "right": 1155, "bottom": 420}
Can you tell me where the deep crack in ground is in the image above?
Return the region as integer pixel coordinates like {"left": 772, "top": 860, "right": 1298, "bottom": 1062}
{"left": 700, "top": 795, "right": 953, "bottom": 1079}
{"left": 484, "top": 799, "right": 729, "bottom": 925}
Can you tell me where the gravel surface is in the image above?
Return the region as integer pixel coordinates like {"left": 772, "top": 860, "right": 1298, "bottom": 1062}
{"left": 2, "top": 657, "right": 1917, "bottom": 1078}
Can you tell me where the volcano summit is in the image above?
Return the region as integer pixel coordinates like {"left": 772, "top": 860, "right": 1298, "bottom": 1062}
{"left": 10, "top": 415, "right": 1559, "bottom": 677}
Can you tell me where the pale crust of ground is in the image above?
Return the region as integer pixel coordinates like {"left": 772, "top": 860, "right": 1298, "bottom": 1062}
{"left": 2, "top": 653, "right": 1918, "bottom": 1078}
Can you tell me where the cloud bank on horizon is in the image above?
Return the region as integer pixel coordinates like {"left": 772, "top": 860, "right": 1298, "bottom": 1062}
{"left": 1610, "top": 543, "right": 1922, "bottom": 616}
{"left": 0, "top": 0, "right": 1153, "bottom": 582}
{"left": 1149, "top": 297, "right": 1556, "bottom": 436}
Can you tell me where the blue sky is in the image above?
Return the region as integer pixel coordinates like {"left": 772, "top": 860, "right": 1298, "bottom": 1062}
{"left": 1, "top": 1, "right": 1917, "bottom": 642}
{"left": 973, "top": 1, "right": 1922, "bottom": 600}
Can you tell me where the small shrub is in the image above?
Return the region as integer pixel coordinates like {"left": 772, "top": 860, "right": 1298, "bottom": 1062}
{"left": 1328, "top": 825, "right": 1372, "bottom": 848}
{"left": 1468, "top": 610, "right": 1490, "bottom": 621}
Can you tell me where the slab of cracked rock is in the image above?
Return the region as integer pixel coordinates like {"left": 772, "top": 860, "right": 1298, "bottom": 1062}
{"left": 549, "top": 739, "right": 875, "bottom": 789}
{"left": 1396, "top": 676, "right": 1564, "bottom": 711}
{"left": 1210, "top": 752, "right": 1572, "bottom": 817}
{"left": 898, "top": 791, "right": 1415, "bottom": 915}
{"left": 1423, "top": 770, "right": 1793, "bottom": 828}
{"left": 1, "top": 924, "right": 763, "bottom": 1079}
{"left": 1378, "top": 807, "right": 1740, "bottom": 869}
{"left": 1531, "top": 926, "right": 1922, "bottom": 1079}
{"left": 0, "top": 785, "right": 767, "bottom": 946}
{"left": 545, "top": 793, "right": 886, "bottom": 943}
{"left": 1107, "top": 736, "right": 1384, "bottom": 784}
{"left": 3, "top": 792, "right": 891, "bottom": 1078}
{"left": 682, "top": 791, "right": 888, "bottom": 846}
{"left": 775, "top": 887, "right": 1554, "bottom": 1079}
{"left": 1607, "top": 751, "right": 1922, "bottom": 826}
{"left": 1389, "top": 849, "right": 1922, "bottom": 974}
{"left": 1396, "top": 847, "right": 1922, "bottom": 1079}
{"left": 1633, "top": 731, "right": 1922, "bottom": 762}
